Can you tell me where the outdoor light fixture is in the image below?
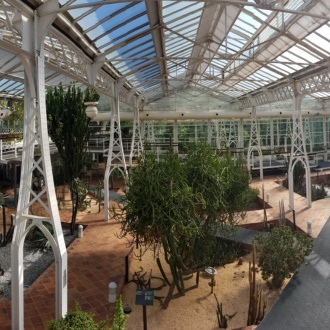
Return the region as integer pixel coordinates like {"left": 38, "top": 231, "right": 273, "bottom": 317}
{"left": 85, "top": 102, "right": 98, "bottom": 120}
{"left": 0, "top": 106, "right": 11, "bottom": 119}
{"left": 108, "top": 282, "right": 117, "bottom": 303}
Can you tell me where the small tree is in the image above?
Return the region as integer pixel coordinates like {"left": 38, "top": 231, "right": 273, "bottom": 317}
{"left": 46, "top": 296, "right": 127, "bottom": 330}
{"left": 47, "top": 83, "right": 91, "bottom": 234}
{"left": 117, "top": 144, "right": 256, "bottom": 307}
{"left": 255, "top": 226, "right": 313, "bottom": 289}
{"left": 111, "top": 295, "right": 127, "bottom": 330}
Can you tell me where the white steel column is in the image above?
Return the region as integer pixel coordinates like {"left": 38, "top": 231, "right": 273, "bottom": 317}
{"left": 304, "top": 118, "right": 312, "bottom": 152}
{"left": 207, "top": 120, "right": 212, "bottom": 145}
{"left": 129, "top": 98, "right": 144, "bottom": 166}
{"left": 145, "top": 120, "right": 155, "bottom": 143}
{"left": 228, "top": 121, "right": 237, "bottom": 148}
{"left": 247, "top": 105, "right": 263, "bottom": 180}
{"left": 288, "top": 84, "right": 311, "bottom": 210}
{"left": 276, "top": 119, "right": 280, "bottom": 149}
{"left": 238, "top": 119, "right": 244, "bottom": 150}
{"left": 219, "top": 120, "right": 227, "bottom": 148}
{"left": 323, "top": 116, "right": 327, "bottom": 161}
{"left": 270, "top": 118, "right": 274, "bottom": 159}
{"left": 104, "top": 79, "right": 128, "bottom": 221}
{"left": 215, "top": 120, "right": 220, "bottom": 149}
{"left": 210, "top": 120, "right": 217, "bottom": 149}
{"left": 285, "top": 119, "right": 292, "bottom": 153}
{"left": 195, "top": 122, "right": 198, "bottom": 143}
{"left": 12, "top": 5, "right": 67, "bottom": 329}
{"left": 173, "top": 120, "right": 178, "bottom": 153}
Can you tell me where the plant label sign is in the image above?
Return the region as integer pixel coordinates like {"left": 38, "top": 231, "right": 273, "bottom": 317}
{"left": 135, "top": 289, "right": 154, "bottom": 306}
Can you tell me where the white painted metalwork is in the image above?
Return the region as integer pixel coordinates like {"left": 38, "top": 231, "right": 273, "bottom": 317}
{"left": 11, "top": 9, "right": 67, "bottom": 329}
{"left": 129, "top": 99, "right": 144, "bottom": 166}
{"left": 218, "top": 120, "right": 227, "bottom": 148}
{"left": 247, "top": 105, "right": 263, "bottom": 180}
{"left": 145, "top": 120, "right": 155, "bottom": 143}
{"left": 228, "top": 121, "right": 237, "bottom": 148}
{"left": 322, "top": 116, "right": 327, "bottom": 161}
{"left": 173, "top": 120, "right": 178, "bottom": 153}
{"left": 207, "top": 120, "right": 212, "bottom": 145}
{"left": 285, "top": 119, "right": 292, "bottom": 153}
{"left": 269, "top": 118, "right": 274, "bottom": 159}
{"left": 209, "top": 120, "right": 217, "bottom": 149}
{"left": 104, "top": 79, "right": 128, "bottom": 221}
{"left": 304, "top": 118, "right": 313, "bottom": 153}
{"left": 288, "top": 84, "right": 311, "bottom": 210}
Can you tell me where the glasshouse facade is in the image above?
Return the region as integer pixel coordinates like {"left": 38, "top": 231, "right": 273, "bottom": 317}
{"left": 1, "top": 0, "right": 330, "bottom": 329}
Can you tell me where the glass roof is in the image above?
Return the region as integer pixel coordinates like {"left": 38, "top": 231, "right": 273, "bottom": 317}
{"left": 0, "top": 0, "right": 330, "bottom": 106}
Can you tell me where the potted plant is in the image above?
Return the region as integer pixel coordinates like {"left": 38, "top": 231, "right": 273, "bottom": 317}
{"left": 84, "top": 87, "right": 100, "bottom": 119}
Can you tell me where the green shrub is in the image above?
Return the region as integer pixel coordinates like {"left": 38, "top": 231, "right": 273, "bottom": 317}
{"left": 112, "top": 295, "right": 128, "bottom": 330}
{"left": 255, "top": 226, "right": 313, "bottom": 289}
{"left": 26, "top": 222, "right": 54, "bottom": 250}
{"left": 47, "top": 303, "right": 110, "bottom": 330}
{"left": 47, "top": 296, "right": 127, "bottom": 330}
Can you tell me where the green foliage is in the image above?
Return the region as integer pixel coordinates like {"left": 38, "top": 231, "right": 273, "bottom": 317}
{"left": 53, "top": 157, "right": 66, "bottom": 186}
{"left": 311, "top": 184, "right": 328, "bottom": 201}
{"left": 0, "top": 192, "right": 5, "bottom": 206}
{"left": 46, "top": 82, "right": 91, "bottom": 234}
{"left": 111, "top": 295, "right": 128, "bottom": 330}
{"left": 285, "top": 159, "right": 305, "bottom": 193}
{"left": 26, "top": 222, "right": 54, "bottom": 250}
{"left": 255, "top": 226, "right": 313, "bottom": 289}
{"left": 46, "top": 303, "right": 110, "bottom": 330}
{"left": 117, "top": 144, "right": 254, "bottom": 299}
{"left": 47, "top": 297, "right": 127, "bottom": 330}
{"left": 247, "top": 187, "right": 260, "bottom": 204}
{"left": 72, "top": 178, "right": 91, "bottom": 212}
{"left": 192, "top": 238, "right": 240, "bottom": 268}
{"left": 7, "top": 100, "right": 24, "bottom": 127}
{"left": 84, "top": 87, "right": 100, "bottom": 102}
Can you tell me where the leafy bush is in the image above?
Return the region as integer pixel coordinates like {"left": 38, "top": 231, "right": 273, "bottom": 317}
{"left": 112, "top": 295, "right": 128, "bottom": 330}
{"left": 255, "top": 226, "right": 313, "bottom": 289}
{"left": 47, "top": 303, "right": 110, "bottom": 330}
{"left": 26, "top": 222, "right": 54, "bottom": 250}
{"left": 47, "top": 296, "right": 127, "bottom": 330}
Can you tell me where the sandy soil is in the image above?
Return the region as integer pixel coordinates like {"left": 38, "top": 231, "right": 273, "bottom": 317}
{"left": 121, "top": 248, "right": 289, "bottom": 330}
{"left": 0, "top": 177, "right": 288, "bottom": 329}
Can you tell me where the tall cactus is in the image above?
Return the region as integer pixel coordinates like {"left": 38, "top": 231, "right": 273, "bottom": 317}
{"left": 278, "top": 198, "right": 286, "bottom": 227}
{"left": 247, "top": 242, "right": 267, "bottom": 326}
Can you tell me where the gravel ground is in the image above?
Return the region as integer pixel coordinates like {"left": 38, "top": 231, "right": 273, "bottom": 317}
{"left": 0, "top": 228, "right": 77, "bottom": 300}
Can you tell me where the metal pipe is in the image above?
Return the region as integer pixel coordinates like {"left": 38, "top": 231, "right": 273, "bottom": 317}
{"left": 93, "top": 109, "right": 329, "bottom": 122}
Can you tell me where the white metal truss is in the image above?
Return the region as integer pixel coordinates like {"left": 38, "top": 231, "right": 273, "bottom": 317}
{"left": 239, "top": 69, "right": 330, "bottom": 110}
{"left": 228, "top": 121, "right": 237, "bottom": 148}
{"left": 285, "top": 118, "right": 292, "bottom": 153}
{"left": 129, "top": 99, "right": 143, "bottom": 166}
{"left": 11, "top": 9, "right": 67, "bottom": 329}
{"left": 215, "top": 120, "right": 220, "bottom": 149}
{"left": 288, "top": 84, "right": 311, "bottom": 210}
{"left": 322, "top": 116, "right": 327, "bottom": 161}
{"left": 145, "top": 120, "right": 155, "bottom": 143}
{"left": 209, "top": 120, "right": 217, "bottom": 149}
{"left": 247, "top": 105, "right": 263, "bottom": 180}
{"left": 173, "top": 120, "right": 178, "bottom": 153}
{"left": 44, "top": 30, "right": 90, "bottom": 83}
{"left": 104, "top": 79, "right": 128, "bottom": 221}
{"left": 207, "top": 120, "right": 212, "bottom": 145}
{"left": 218, "top": 120, "right": 228, "bottom": 148}
{"left": 304, "top": 117, "right": 313, "bottom": 153}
